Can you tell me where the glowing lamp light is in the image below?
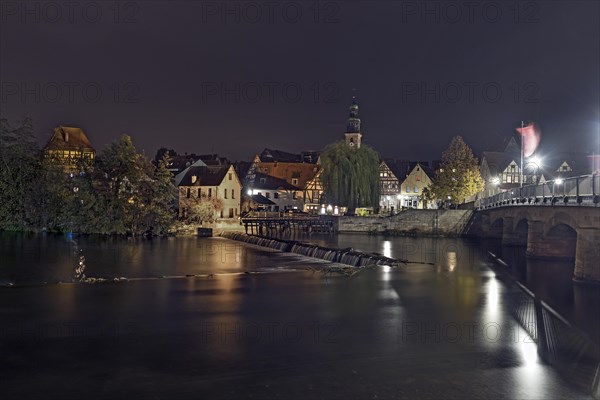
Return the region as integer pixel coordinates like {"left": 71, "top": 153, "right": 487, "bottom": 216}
{"left": 333, "top": 206, "right": 339, "bottom": 215}
{"left": 529, "top": 155, "right": 542, "bottom": 167}
{"left": 555, "top": 178, "right": 564, "bottom": 185}
{"left": 320, "top": 205, "right": 326, "bottom": 215}
{"left": 491, "top": 176, "right": 500, "bottom": 185}
{"left": 247, "top": 189, "right": 252, "bottom": 195}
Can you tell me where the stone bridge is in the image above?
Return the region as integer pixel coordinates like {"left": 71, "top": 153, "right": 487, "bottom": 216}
{"left": 473, "top": 206, "right": 600, "bottom": 282}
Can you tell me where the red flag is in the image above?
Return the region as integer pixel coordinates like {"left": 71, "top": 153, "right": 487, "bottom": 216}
{"left": 516, "top": 122, "right": 541, "bottom": 158}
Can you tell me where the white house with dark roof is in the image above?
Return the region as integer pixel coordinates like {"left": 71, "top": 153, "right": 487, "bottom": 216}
{"left": 176, "top": 163, "right": 242, "bottom": 220}
{"left": 399, "top": 163, "right": 435, "bottom": 209}
{"left": 247, "top": 173, "right": 303, "bottom": 212}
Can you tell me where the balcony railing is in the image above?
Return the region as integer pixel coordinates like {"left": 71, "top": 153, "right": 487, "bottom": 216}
{"left": 477, "top": 174, "right": 600, "bottom": 209}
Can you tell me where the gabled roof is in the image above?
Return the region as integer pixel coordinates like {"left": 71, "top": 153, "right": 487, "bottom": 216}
{"left": 541, "top": 152, "right": 592, "bottom": 177}
{"left": 168, "top": 153, "right": 229, "bottom": 174}
{"left": 44, "top": 126, "right": 94, "bottom": 152}
{"left": 413, "top": 163, "right": 434, "bottom": 179}
{"left": 483, "top": 133, "right": 521, "bottom": 154}
{"left": 245, "top": 194, "right": 276, "bottom": 205}
{"left": 252, "top": 173, "right": 301, "bottom": 191}
{"left": 234, "top": 161, "right": 253, "bottom": 183}
{"left": 481, "top": 151, "right": 520, "bottom": 173}
{"left": 382, "top": 159, "right": 411, "bottom": 180}
{"left": 260, "top": 148, "right": 303, "bottom": 163}
{"left": 197, "top": 153, "right": 229, "bottom": 166}
{"left": 168, "top": 154, "right": 202, "bottom": 173}
{"left": 176, "top": 165, "right": 231, "bottom": 187}
{"left": 383, "top": 159, "right": 436, "bottom": 180}
{"left": 258, "top": 148, "right": 320, "bottom": 164}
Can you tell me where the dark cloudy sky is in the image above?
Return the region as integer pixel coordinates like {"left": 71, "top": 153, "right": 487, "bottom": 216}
{"left": 1, "top": 0, "right": 599, "bottom": 162}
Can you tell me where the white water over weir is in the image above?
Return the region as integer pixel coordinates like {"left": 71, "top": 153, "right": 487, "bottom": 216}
{"left": 221, "top": 232, "right": 405, "bottom": 268}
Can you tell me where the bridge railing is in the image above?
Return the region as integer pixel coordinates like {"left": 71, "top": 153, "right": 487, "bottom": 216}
{"left": 477, "top": 174, "right": 600, "bottom": 209}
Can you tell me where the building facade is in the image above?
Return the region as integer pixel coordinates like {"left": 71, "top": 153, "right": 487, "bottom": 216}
{"left": 177, "top": 164, "right": 242, "bottom": 221}
{"left": 43, "top": 126, "right": 95, "bottom": 169}
{"left": 399, "top": 163, "right": 435, "bottom": 209}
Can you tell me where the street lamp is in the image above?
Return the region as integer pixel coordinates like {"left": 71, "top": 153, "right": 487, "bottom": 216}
{"left": 525, "top": 155, "right": 543, "bottom": 184}
{"left": 553, "top": 178, "right": 564, "bottom": 198}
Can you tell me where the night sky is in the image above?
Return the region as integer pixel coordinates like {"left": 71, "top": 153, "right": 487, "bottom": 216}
{"left": 1, "top": 1, "right": 599, "bottom": 162}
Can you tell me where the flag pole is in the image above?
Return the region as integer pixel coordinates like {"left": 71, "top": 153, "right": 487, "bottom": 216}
{"left": 520, "top": 120, "right": 524, "bottom": 188}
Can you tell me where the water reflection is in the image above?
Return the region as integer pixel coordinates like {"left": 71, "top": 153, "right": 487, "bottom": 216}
{"left": 480, "top": 239, "right": 600, "bottom": 345}
{"left": 0, "top": 232, "right": 593, "bottom": 399}
{"left": 382, "top": 240, "right": 392, "bottom": 258}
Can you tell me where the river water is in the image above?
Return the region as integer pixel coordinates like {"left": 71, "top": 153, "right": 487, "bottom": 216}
{"left": 1, "top": 231, "right": 598, "bottom": 399}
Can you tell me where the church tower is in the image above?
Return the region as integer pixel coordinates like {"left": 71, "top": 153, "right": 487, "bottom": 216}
{"left": 344, "top": 97, "right": 362, "bottom": 149}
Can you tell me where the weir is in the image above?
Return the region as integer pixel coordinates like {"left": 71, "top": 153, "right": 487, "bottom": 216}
{"left": 220, "top": 232, "right": 403, "bottom": 267}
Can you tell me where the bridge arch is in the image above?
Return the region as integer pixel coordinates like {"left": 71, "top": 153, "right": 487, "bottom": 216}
{"left": 543, "top": 211, "right": 579, "bottom": 237}
{"left": 477, "top": 206, "right": 599, "bottom": 282}
{"left": 490, "top": 217, "right": 503, "bottom": 238}
{"left": 513, "top": 218, "right": 529, "bottom": 245}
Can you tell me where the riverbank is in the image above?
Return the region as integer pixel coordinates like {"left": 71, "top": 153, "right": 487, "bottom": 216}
{"left": 337, "top": 209, "right": 473, "bottom": 236}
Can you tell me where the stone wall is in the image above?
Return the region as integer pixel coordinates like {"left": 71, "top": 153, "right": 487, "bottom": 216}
{"left": 172, "top": 219, "right": 245, "bottom": 236}
{"left": 337, "top": 210, "right": 473, "bottom": 236}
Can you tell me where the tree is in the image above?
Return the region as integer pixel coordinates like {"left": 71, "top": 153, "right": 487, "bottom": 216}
{"left": 0, "top": 115, "right": 41, "bottom": 231}
{"left": 185, "top": 194, "right": 224, "bottom": 224}
{"left": 137, "top": 153, "right": 177, "bottom": 234}
{"left": 154, "top": 147, "right": 177, "bottom": 164}
{"left": 320, "top": 141, "right": 380, "bottom": 211}
{"left": 94, "top": 135, "right": 177, "bottom": 235}
{"left": 428, "top": 136, "right": 484, "bottom": 207}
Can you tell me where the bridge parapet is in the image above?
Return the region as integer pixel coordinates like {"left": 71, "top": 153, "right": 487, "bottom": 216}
{"left": 477, "top": 174, "right": 600, "bottom": 210}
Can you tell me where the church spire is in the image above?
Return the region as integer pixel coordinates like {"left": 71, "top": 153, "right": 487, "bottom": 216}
{"left": 346, "top": 96, "right": 361, "bottom": 133}
{"left": 344, "top": 96, "right": 362, "bottom": 148}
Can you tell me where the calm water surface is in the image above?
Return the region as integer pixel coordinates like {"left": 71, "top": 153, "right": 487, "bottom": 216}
{"left": 0, "top": 232, "right": 597, "bottom": 399}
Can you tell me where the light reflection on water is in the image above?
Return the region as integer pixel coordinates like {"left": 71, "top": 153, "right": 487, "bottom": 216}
{"left": 279, "top": 232, "right": 600, "bottom": 344}
{"left": 0, "top": 232, "right": 595, "bottom": 398}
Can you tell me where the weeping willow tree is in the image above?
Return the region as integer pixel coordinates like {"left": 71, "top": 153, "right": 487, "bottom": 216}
{"left": 320, "top": 141, "right": 380, "bottom": 211}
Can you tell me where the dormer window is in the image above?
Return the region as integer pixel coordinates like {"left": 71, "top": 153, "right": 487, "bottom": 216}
{"left": 191, "top": 175, "right": 197, "bottom": 184}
